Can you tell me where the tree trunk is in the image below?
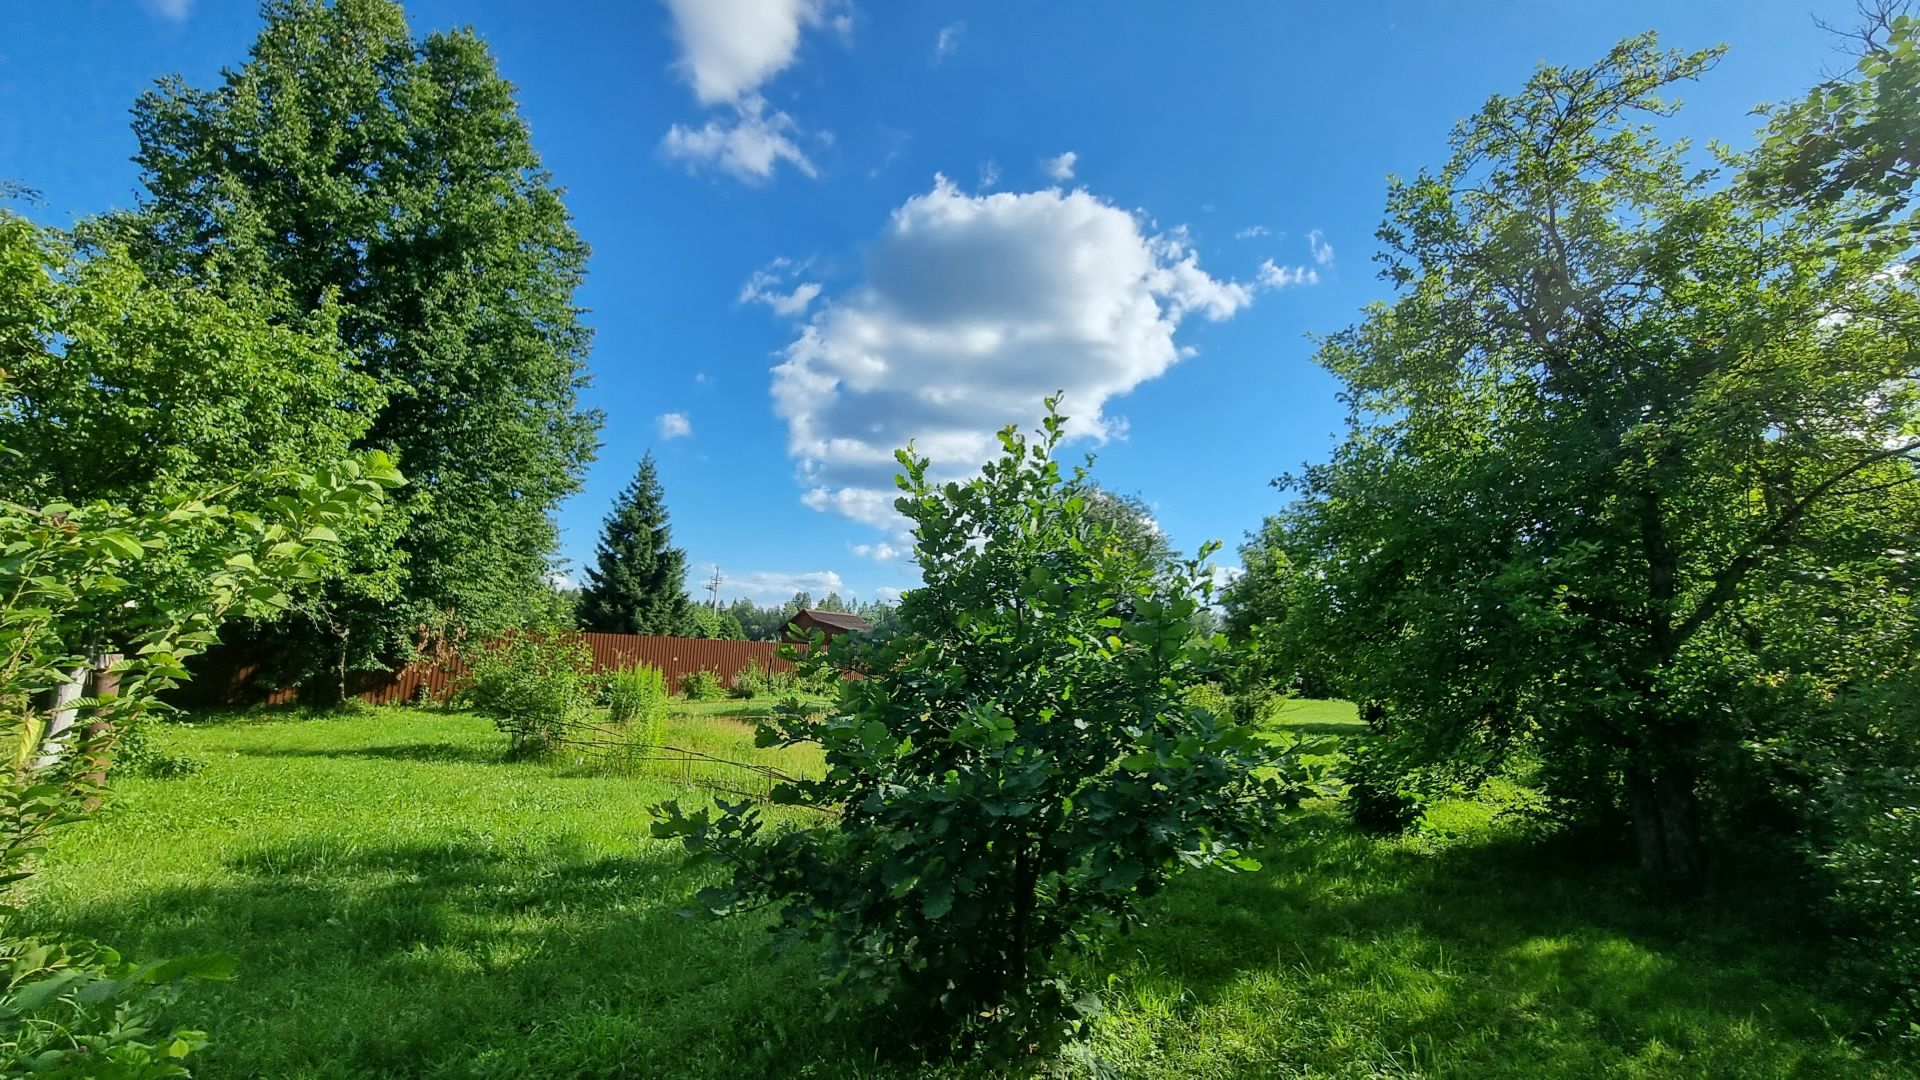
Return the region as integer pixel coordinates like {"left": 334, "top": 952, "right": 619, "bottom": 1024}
{"left": 78, "top": 654, "right": 123, "bottom": 810}
{"left": 1010, "top": 846, "right": 1035, "bottom": 988}
{"left": 1626, "top": 758, "right": 1703, "bottom": 887}
{"left": 336, "top": 624, "right": 350, "bottom": 705}
{"left": 1629, "top": 480, "right": 1705, "bottom": 888}
{"left": 31, "top": 666, "right": 89, "bottom": 772}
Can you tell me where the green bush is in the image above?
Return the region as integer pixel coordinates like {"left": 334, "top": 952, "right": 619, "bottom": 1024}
{"left": 728, "top": 659, "right": 767, "bottom": 699}
{"left": 453, "top": 635, "right": 597, "bottom": 759}
{"left": 1344, "top": 736, "right": 1424, "bottom": 835}
{"left": 1825, "top": 801, "right": 1920, "bottom": 1022}
{"left": 1790, "top": 671, "right": 1920, "bottom": 1035}
{"left": 0, "top": 409, "right": 399, "bottom": 1077}
{"left": 729, "top": 659, "right": 797, "bottom": 700}
{"left": 605, "top": 663, "right": 669, "bottom": 758}
{"left": 654, "top": 402, "right": 1326, "bottom": 1058}
{"left": 605, "top": 663, "right": 666, "bottom": 724}
{"left": 1181, "top": 681, "right": 1235, "bottom": 723}
{"left": 678, "top": 669, "right": 725, "bottom": 701}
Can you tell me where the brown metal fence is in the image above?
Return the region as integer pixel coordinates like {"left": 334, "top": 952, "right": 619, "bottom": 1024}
{"left": 358, "top": 633, "right": 794, "bottom": 705}
{"left": 193, "top": 633, "right": 795, "bottom": 707}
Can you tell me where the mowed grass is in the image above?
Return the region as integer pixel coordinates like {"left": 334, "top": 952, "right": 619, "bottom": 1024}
{"left": 1264, "top": 696, "right": 1365, "bottom": 736}
{"left": 19, "top": 704, "right": 1912, "bottom": 1078}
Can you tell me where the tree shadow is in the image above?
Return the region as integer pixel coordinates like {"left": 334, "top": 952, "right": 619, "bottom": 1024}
{"left": 1274, "top": 721, "right": 1368, "bottom": 737}
{"left": 1081, "top": 813, "right": 1893, "bottom": 1076}
{"left": 36, "top": 809, "right": 1901, "bottom": 1078}
{"left": 232, "top": 741, "right": 504, "bottom": 765}
{"left": 37, "top": 836, "right": 931, "bottom": 1079}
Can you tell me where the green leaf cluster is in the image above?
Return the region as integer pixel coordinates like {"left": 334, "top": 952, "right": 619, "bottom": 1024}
{"left": 653, "top": 399, "right": 1326, "bottom": 1058}
{"left": 0, "top": 395, "right": 398, "bottom": 1075}
{"left": 115, "top": 0, "right": 602, "bottom": 686}
{"left": 1230, "top": 32, "right": 1920, "bottom": 891}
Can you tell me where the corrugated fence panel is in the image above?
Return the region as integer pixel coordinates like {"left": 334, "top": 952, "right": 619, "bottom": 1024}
{"left": 352, "top": 633, "right": 795, "bottom": 706}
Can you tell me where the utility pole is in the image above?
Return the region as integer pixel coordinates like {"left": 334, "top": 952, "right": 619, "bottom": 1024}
{"left": 706, "top": 565, "right": 723, "bottom": 612}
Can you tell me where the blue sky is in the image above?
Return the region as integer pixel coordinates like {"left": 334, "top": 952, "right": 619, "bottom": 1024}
{"left": 1, "top": 0, "right": 1860, "bottom": 606}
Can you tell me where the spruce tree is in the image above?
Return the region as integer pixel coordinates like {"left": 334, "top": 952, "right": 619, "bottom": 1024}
{"left": 578, "top": 455, "right": 693, "bottom": 635}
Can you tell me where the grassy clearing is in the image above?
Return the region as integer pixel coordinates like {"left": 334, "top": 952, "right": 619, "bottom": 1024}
{"left": 1265, "top": 696, "right": 1365, "bottom": 736}
{"left": 579, "top": 699, "right": 828, "bottom": 800}
{"left": 19, "top": 704, "right": 1910, "bottom": 1078}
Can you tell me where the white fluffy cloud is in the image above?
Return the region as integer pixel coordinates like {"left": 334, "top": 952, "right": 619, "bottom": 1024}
{"left": 658, "top": 0, "right": 838, "bottom": 183}
{"left": 662, "top": 99, "right": 819, "bottom": 183}
{"left": 1043, "top": 151, "right": 1078, "bottom": 181}
{"left": 850, "top": 541, "right": 904, "bottom": 562}
{"left": 661, "top": 0, "right": 835, "bottom": 105}
{"left": 656, "top": 412, "right": 693, "bottom": 439}
{"left": 740, "top": 257, "right": 824, "bottom": 316}
{"left": 720, "top": 568, "right": 845, "bottom": 603}
{"left": 772, "top": 176, "right": 1268, "bottom": 535}
{"left": 1257, "top": 259, "right": 1318, "bottom": 289}
{"left": 1308, "top": 228, "right": 1334, "bottom": 266}
{"left": 1235, "top": 225, "right": 1271, "bottom": 240}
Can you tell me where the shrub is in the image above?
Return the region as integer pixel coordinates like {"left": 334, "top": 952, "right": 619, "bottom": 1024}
{"left": 1180, "top": 681, "right": 1235, "bottom": 723}
{"left": 678, "top": 669, "right": 724, "bottom": 701}
{"left": 453, "top": 635, "right": 597, "bottom": 759}
{"left": 791, "top": 661, "right": 838, "bottom": 698}
{"left": 1791, "top": 670, "right": 1920, "bottom": 1035}
{"left": 1344, "top": 737, "right": 1424, "bottom": 835}
{"left": 728, "top": 659, "right": 767, "bottom": 699}
{"left": 654, "top": 402, "right": 1328, "bottom": 1058}
{"left": 605, "top": 663, "right": 669, "bottom": 755}
{"left": 0, "top": 427, "right": 398, "bottom": 1076}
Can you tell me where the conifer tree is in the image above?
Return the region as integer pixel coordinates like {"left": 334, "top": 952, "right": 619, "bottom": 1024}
{"left": 578, "top": 455, "right": 693, "bottom": 635}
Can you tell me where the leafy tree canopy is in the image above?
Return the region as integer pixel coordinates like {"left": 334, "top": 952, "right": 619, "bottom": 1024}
{"left": 1235, "top": 33, "right": 1920, "bottom": 880}
{"left": 116, "top": 0, "right": 601, "bottom": 681}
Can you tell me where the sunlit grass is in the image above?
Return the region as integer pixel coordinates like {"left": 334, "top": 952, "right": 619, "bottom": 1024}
{"left": 18, "top": 705, "right": 1909, "bottom": 1078}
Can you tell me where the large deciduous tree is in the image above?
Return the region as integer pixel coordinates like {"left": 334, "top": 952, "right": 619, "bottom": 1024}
{"left": 577, "top": 454, "right": 694, "bottom": 636}
{"left": 1237, "top": 35, "right": 1919, "bottom": 880}
{"left": 118, "top": 0, "right": 601, "bottom": 686}
{"left": 0, "top": 205, "right": 408, "bottom": 683}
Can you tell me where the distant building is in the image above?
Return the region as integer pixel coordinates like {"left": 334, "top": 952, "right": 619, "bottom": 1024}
{"left": 783, "top": 608, "right": 872, "bottom": 644}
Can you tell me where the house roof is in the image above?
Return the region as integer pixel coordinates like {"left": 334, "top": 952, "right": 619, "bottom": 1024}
{"left": 794, "top": 609, "right": 871, "bottom": 632}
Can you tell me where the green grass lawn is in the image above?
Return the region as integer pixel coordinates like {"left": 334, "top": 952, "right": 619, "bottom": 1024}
{"left": 19, "top": 704, "right": 1910, "bottom": 1078}
{"left": 1264, "top": 696, "right": 1365, "bottom": 736}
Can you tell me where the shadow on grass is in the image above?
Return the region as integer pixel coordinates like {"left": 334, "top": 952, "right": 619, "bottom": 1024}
{"left": 48, "top": 837, "right": 921, "bottom": 1080}
{"left": 1272, "top": 720, "right": 1369, "bottom": 737}
{"left": 1087, "top": 813, "right": 1896, "bottom": 1077}
{"left": 39, "top": 810, "right": 1905, "bottom": 1078}
{"left": 232, "top": 741, "right": 505, "bottom": 765}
